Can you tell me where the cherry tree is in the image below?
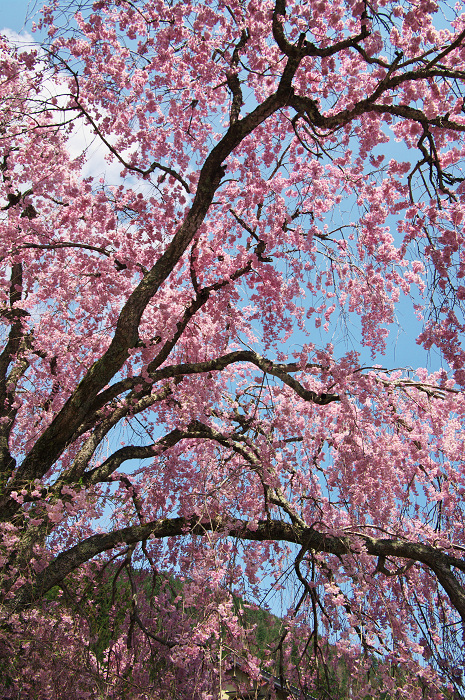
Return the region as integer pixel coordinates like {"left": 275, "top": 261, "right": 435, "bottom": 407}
{"left": 2, "top": 0, "right": 465, "bottom": 696}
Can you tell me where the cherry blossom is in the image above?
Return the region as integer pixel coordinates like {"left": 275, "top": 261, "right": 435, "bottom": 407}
{"left": 1, "top": 1, "right": 465, "bottom": 697}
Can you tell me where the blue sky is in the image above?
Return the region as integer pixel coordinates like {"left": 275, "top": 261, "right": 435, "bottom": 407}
{"left": 0, "top": 1, "right": 40, "bottom": 33}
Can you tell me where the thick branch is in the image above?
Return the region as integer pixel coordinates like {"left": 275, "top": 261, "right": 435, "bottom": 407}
{"left": 12, "top": 517, "right": 465, "bottom": 621}
{"left": 6, "top": 61, "right": 301, "bottom": 495}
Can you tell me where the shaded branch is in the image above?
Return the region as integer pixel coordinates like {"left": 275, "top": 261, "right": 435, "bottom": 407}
{"left": 2, "top": 242, "right": 128, "bottom": 272}
{"left": 0, "top": 264, "right": 25, "bottom": 488}
{"left": 226, "top": 29, "right": 249, "bottom": 124}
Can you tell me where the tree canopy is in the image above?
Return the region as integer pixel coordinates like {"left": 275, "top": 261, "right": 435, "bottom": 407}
{"left": 1, "top": 0, "right": 465, "bottom": 697}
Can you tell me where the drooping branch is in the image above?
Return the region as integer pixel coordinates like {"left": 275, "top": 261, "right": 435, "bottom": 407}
{"left": 73, "top": 94, "right": 192, "bottom": 193}
{"left": 11, "top": 516, "right": 465, "bottom": 621}
{"left": 92, "top": 350, "right": 338, "bottom": 417}
{"left": 81, "top": 427, "right": 187, "bottom": 486}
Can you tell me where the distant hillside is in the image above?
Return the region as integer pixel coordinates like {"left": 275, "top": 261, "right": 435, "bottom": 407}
{"left": 43, "top": 566, "right": 451, "bottom": 700}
